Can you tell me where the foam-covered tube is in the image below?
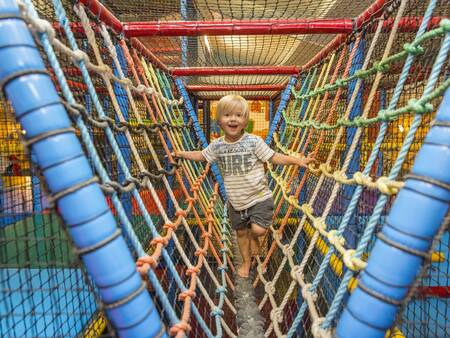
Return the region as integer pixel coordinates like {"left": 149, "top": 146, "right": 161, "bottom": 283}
{"left": 0, "top": 2, "right": 164, "bottom": 337}
{"left": 336, "top": 89, "right": 450, "bottom": 337}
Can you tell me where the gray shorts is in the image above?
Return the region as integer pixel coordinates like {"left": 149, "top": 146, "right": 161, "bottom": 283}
{"left": 228, "top": 197, "right": 274, "bottom": 230}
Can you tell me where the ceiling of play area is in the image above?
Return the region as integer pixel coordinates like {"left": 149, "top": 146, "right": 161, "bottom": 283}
{"left": 100, "top": 0, "right": 376, "bottom": 98}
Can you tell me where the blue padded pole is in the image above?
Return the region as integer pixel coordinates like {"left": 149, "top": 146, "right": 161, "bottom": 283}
{"left": 265, "top": 76, "right": 297, "bottom": 145}
{"left": 175, "top": 78, "right": 227, "bottom": 198}
{"left": 336, "top": 88, "right": 450, "bottom": 337}
{"left": 269, "top": 99, "right": 274, "bottom": 125}
{"left": 0, "top": 2, "right": 163, "bottom": 337}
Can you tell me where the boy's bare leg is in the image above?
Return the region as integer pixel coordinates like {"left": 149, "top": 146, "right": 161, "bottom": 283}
{"left": 250, "top": 236, "right": 260, "bottom": 256}
{"left": 250, "top": 223, "right": 268, "bottom": 268}
{"left": 236, "top": 228, "right": 252, "bottom": 278}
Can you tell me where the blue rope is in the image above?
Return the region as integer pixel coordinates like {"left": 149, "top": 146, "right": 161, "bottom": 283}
{"left": 284, "top": 1, "right": 444, "bottom": 334}
{"left": 42, "top": 1, "right": 216, "bottom": 335}
{"left": 324, "top": 2, "right": 448, "bottom": 328}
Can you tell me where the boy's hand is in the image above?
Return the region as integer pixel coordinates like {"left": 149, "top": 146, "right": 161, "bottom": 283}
{"left": 304, "top": 151, "right": 317, "bottom": 165}
{"left": 297, "top": 151, "right": 316, "bottom": 167}
{"left": 167, "top": 151, "right": 181, "bottom": 159}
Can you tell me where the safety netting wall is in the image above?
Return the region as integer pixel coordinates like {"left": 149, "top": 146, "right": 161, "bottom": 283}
{"left": 0, "top": 0, "right": 449, "bottom": 338}
{"left": 1, "top": 0, "right": 235, "bottom": 337}
{"left": 262, "top": 0, "right": 449, "bottom": 337}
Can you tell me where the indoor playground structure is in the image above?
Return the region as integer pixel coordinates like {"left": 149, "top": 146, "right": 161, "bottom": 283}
{"left": 0, "top": 0, "right": 449, "bottom": 337}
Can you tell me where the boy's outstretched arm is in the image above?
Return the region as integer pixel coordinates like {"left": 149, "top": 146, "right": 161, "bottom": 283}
{"left": 175, "top": 150, "right": 207, "bottom": 162}
{"left": 270, "top": 152, "right": 315, "bottom": 168}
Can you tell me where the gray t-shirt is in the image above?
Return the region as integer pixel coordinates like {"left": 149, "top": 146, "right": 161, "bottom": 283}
{"left": 202, "top": 133, "right": 275, "bottom": 210}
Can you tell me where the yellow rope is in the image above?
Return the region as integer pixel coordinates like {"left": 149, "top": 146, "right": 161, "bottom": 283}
{"left": 273, "top": 133, "right": 405, "bottom": 195}
{"left": 268, "top": 163, "right": 367, "bottom": 271}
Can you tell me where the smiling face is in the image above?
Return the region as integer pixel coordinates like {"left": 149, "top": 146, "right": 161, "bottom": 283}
{"left": 218, "top": 107, "right": 248, "bottom": 141}
{"left": 216, "top": 95, "right": 249, "bottom": 142}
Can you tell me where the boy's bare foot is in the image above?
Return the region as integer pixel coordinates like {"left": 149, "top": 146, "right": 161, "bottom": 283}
{"left": 237, "top": 262, "right": 251, "bottom": 278}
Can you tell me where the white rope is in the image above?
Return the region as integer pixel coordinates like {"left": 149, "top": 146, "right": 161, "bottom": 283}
{"left": 75, "top": 6, "right": 236, "bottom": 332}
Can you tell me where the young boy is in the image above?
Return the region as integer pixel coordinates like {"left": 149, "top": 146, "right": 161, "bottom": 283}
{"left": 175, "top": 95, "right": 314, "bottom": 278}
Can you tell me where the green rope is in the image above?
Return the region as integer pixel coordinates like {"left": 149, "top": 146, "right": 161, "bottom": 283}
{"left": 290, "top": 19, "right": 449, "bottom": 103}
{"left": 284, "top": 72, "right": 449, "bottom": 130}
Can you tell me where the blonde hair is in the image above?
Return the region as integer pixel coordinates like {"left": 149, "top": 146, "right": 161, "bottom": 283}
{"left": 216, "top": 95, "right": 249, "bottom": 122}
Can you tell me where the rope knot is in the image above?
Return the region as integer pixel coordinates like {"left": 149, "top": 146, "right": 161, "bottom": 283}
{"left": 201, "top": 232, "right": 212, "bottom": 239}
{"left": 374, "top": 61, "right": 390, "bottom": 73}
{"left": 210, "top": 307, "right": 224, "bottom": 317}
{"left": 151, "top": 236, "right": 168, "bottom": 246}
{"left": 403, "top": 43, "right": 424, "bottom": 56}
{"left": 343, "top": 249, "right": 366, "bottom": 271}
{"left": 186, "top": 266, "right": 200, "bottom": 275}
{"left": 327, "top": 230, "right": 345, "bottom": 247}
{"left": 313, "top": 217, "right": 327, "bottom": 233}
{"left": 270, "top": 307, "right": 284, "bottom": 323}
{"left": 290, "top": 265, "right": 303, "bottom": 282}
{"left": 264, "top": 281, "right": 276, "bottom": 295}
{"left": 301, "top": 283, "right": 317, "bottom": 302}
{"left": 301, "top": 203, "right": 313, "bottom": 215}
{"left": 175, "top": 209, "right": 187, "bottom": 218}
{"left": 408, "top": 98, "right": 433, "bottom": 114}
{"left": 282, "top": 244, "right": 294, "bottom": 257}
{"left": 164, "top": 222, "right": 177, "bottom": 231}
{"left": 376, "top": 176, "right": 402, "bottom": 195}
{"left": 186, "top": 196, "right": 196, "bottom": 203}
{"left": 169, "top": 321, "right": 191, "bottom": 336}
{"left": 377, "top": 109, "right": 391, "bottom": 121}
{"left": 136, "top": 255, "right": 158, "bottom": 275}
{"left": 178, "top": 289, "right": 196, "bottom": 301}
{"left": 352, "top": 172, "right": 366, "bottom": 185}
{"left": 194, "top": 248, "right": 207, "bottom": 257}
{"left": 217, "top": 264, "right": 228, "bottom": 271}
{"left": 216, "top": 286, "right": 227, "bottom": 294}
{"left": 439, "top": 18, "right": 450, "bottom": 32}
{"left": 354, "top": 69, "right": 365, "bottom": 78}
{"left": 71, "top": 49, "right": 90, "bottom": 64}
{"left": 311, "top": 318, "right": 330, "bottom": 338}
{"left": 353, "top": 116, "right": 365, "bottom": 127}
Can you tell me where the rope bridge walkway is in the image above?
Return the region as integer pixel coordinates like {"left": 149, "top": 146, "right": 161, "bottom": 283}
{"left": 0, "top": 0, "right": 449, "bottom": 337}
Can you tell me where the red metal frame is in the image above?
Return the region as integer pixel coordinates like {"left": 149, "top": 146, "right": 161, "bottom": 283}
{"left": 185, "top": 84, "right": 286, "bottom": 92}
{"left": 73, "top": 0, "right": 393, "bottom": 82}
{"left": 77, "top": 0, "right": 123, "bottom": 33}
{"left": 197, "top": 95, "right": 273, "bottom": 101}
{"left": 171, "top": 66, "right": 300, "bottom": 76}
{"left": 301, "top": 0, "right": 386, "bottom": 72}
{"left": 77, "top": 0, "right": 168, "bottom": 73}
{"left": 123, "top": 19, "right": 354, "bottom": 37}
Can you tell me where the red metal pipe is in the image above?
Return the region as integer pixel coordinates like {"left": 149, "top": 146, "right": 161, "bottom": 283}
{"left": 185, "top": 84, "right": 286, "bottom": 92}
{"left": 301, "top": 0, "right": 386, "bottom": 73}
{"left": 77, "top": 0, "right": 123, "bottom": 33}
{"left": 383, "top": 16, "right": 443, "bottom": 32}
{"left": 78, "top": 0, "right": 169, "bottom": 73}
{"left": 197, "top": 95, "right": 273, "bottom": 101}
{"left": 416, "top": 286, "right": 450, "bottom": 298}
{"left": 130, "top": 38, "right": 170, "bottom": 74}
{"left": 151, "top": 47, "right": 182, "bottom": 53}
{"left": 123, "top": 19, "right": 354, "bottom": 37}
{"left": 171, "top": 66, "right": 299, "bottom": 76}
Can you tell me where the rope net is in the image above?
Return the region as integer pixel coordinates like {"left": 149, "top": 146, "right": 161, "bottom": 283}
{"left": 0, "top": 0, "right": 448, "bottom": 338}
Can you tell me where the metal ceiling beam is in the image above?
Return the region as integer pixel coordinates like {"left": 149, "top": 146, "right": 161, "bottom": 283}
{"left": 185, "top": 84, "right": 286, "bottom": 92}
{"left": 196, "top": 95, "right": 273, "bottom": 101}
{"left": 77, "top": 0, "right": 169, "bottom": 73}
{"left": 301, "top": 0, "right": 385, "bottom": 72}
{"left": 171, "top": 66, "right": 300, "bottom": 76}
{"left": 123, "top": 19, "right": 355, "bottom": 37}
